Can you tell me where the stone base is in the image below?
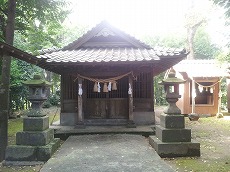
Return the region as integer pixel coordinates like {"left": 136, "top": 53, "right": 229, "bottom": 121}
{"left": 60, "top": 113, "right": 76, "bottom": 126}
{"left": 5, "top": 138, "right": 61, "bottom": 162}
{"left": 23, "top": 116, "right": 49, "bottom": 131}
{"left": 160, "top": 114, "right": 185, "bottom": 129}
{"left": 149, "top": 136, "right": 200, "bottom": 158}
{"left": 37, "top": 138, "right": 61, "bottom": 161}
{"left": 75, "top": 122, "right": 86, "bottom": 129}
{"left": 156, "top": 125, "right": 191, "bottom": 142}
{"left": 16, "top": 128, "right": 54, "bottom": 146}
{"left": 133, "top": 112, "right": 155, "bottom": 125}
{"left": 126, "top": 120, "right": 136, "bottom": 128}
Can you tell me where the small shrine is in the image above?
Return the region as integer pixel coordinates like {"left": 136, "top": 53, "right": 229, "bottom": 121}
{"left": 4, "top": 75, "right": 60, "bottom": 164}
{"left": 149, "top": 68, "right": 200, "bottom": 157}
{"left": 174, "top": 60, "right": 229, "bottom": 116}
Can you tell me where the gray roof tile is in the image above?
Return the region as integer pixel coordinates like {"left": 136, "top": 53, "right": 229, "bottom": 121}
{"left": 37, "top": 47, "right": 186, "bottom": 63}
{"left": 38, "top": 48, "right": 169, "bottom": 62}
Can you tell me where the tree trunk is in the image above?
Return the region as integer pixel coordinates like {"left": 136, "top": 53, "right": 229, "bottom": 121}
{"left": 187, "top": 28, "right": 195, "bottom": 60}
{"left": 186, "top": 20, "right": 204, "bottom": 60}
{"left": 0, "top": 0, "right": 16, "bottom": 162}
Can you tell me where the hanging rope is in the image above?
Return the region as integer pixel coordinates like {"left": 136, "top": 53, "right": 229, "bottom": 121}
{"left": 74, "top": 71, "right": 136, "bottom": 83}
{"left": 194, "top": 77, "right": 223, "bottom": 88}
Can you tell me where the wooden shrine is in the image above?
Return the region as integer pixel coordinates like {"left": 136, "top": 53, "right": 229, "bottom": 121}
{"left": 0, "top": 21, "right": 188, "bottom": 126}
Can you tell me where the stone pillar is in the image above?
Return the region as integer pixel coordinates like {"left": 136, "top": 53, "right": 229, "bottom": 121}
{"left": 149, "top": 69, "right": 200, "bottom": 158}
{"left": 127, "top": 75, "right": 136, "bottom": 128}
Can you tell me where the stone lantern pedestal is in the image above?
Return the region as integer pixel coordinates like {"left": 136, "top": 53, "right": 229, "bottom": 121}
{"left": 149, "top": 69, "right": 200, "bottom": 157}
{"left": 4, "top": 75, "right": 60, "bottom": 165}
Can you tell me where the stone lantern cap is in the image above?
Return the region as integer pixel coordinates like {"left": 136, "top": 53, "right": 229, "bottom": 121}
{"left": 22, "top": 74, "right": 52, "bottom": 87}
{"left": 159, "top": 68, "right": 186, "bottom": 85}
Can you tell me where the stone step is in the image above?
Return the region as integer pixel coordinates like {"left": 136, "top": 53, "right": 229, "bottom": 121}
{"left": 85, "top": 119, "right": 128, "bottom": 126}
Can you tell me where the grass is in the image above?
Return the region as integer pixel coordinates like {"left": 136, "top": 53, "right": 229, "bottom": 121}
{"left": 165, "top": 116, "right": 230, "bottom": 172}
{"left": 168, "top": 157, "right": 230, "bottom": 172}
{"left": 8, "top": 118, "right": 23, "bottom": 145}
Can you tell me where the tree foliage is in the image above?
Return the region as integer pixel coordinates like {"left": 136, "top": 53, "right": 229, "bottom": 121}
{"left": 0, "top": 0, "right": 70, "bottom": 111}
{"left": 0, "top": 0, "right": 70, "bottom": 42}
{"left": 142, "top": 34, "right": 186, "bottom": 48}
{"left": 194, "top": 27, "right": 221, "bottom": 59}
{"left": 154, "top": 73, "right": 167, "bottom": 106}
{"left": 213, "top": 0, "right": 230, "bottom": 17}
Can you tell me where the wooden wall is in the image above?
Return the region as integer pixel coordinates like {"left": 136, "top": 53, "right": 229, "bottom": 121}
{"left": 60, "top": 71, "right": 154, "bottom": 120}
{"left": 60, "top": 75, "right": 78, "bottom": 113}
{"left": 177, "top": 77, "right": 220, "bottom": 115}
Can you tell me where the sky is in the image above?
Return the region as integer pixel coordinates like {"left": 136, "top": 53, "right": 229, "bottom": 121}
{"left": 65, "top": 0, "right": 228, "bottom": 47}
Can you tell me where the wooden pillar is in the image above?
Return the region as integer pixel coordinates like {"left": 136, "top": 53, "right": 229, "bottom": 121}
{"left": 191, "top": 79, "right": 196, "bottom": 114}
{"left": 76, "top": 78, "right": 85, "bottom": 128}
{"left": 60, "top": 75, "right": 65, "bottom": 113}
{"left": 127, "top": 75, "right": 136, "bottom": 128}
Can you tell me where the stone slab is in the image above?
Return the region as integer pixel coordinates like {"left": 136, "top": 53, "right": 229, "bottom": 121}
{"left": 149, "top": 136, "right": 200, "bottom": 158}
{"left": 160, "top": 114, "right": 185, "bottom": 129}
{"left": 23, "top": 116, "right": 49, "bottom": 131}
{"left": 5, "top": 145, "right": 37, "bottom": 161}
{"left": 156, "top": 125, "right": 191, "bottom": 142}
{"left": 37, "top": 138, "right": 61, "bottom": 161}
{"left": 40, "top": 135, "right": 175, "bottom": 172}
{"left": 3, "top": 161, "right": 44, "bottom": 166}
{"left": 16, "top": 128, "right": 54, "bottom": 146}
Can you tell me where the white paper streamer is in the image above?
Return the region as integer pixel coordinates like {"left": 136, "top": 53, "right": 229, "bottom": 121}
{"left": 128, "top": 83, "right": 132, "bottom": 95}
{"left": 78, "top": 84, "right": 83, "bottom": 96}
{"left": 97, "top": 82, "right": 101, "bottom": 92}
{"left": 108, "top": 82, "right": 112, "bottom": 91}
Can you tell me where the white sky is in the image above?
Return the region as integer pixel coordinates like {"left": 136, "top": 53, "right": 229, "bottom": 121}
{"left": 66, "top": 0, "right": 228, "bottom": 47}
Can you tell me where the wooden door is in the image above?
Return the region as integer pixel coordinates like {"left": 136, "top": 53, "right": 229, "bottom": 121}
{"left": 85, "top": 98, "right": 128, "bottom": 119}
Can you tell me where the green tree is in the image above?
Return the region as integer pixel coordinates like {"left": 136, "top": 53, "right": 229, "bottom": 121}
{"left": 194, "top": 27, "right": 221, "bottom": 59}
{"left": 185, "top": 6, "right": 206, "bottom": 60}
{"left": 142, "top": 34, "right": 186, "bottom": 48}
{"left": 0, "top": 0, "right": 69, "bottom": 161}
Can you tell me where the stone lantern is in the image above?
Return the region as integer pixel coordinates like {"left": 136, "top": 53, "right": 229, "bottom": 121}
{"left": 149, "top": 68, "right": 200, "bottom": 158}
{"left": 160, "top": 68, "right": 185, "bottom": 115}
{"left": 23, "top": 74, "right": 52, "bottom": 116}
{"left": 4, "top": 74, "right": 60, "bottom": 164}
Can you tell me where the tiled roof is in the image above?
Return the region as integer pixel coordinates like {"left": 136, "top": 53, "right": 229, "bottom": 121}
{"left": 62, "top": 21, "right": 152, "bottom": 50}
{"left": 174, "top": 60, "right": 229, "bottom": 77}
{"left": 37, "top": 47, "right": 186, "bottom": 63}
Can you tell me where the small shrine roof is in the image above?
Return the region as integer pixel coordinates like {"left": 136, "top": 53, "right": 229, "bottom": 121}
{"left": 174, "top": 60, "right": 229, "bottom": 78}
